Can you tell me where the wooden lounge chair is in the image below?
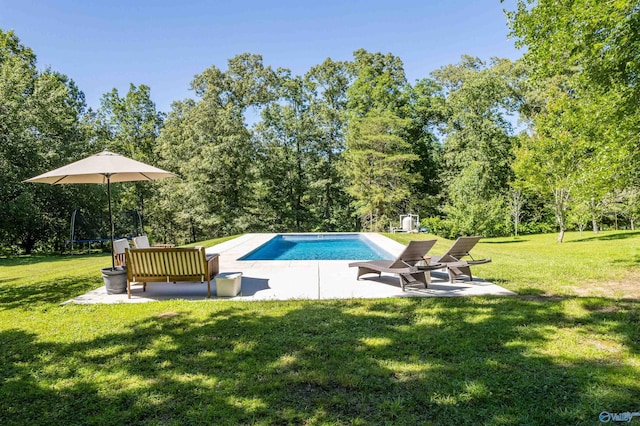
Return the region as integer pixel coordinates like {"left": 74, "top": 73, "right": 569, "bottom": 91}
{"left": 430, "top": 236, "right": 491, "bottom": 282}
{"left": 348, "top": 240, "right": 444, "bottom": 291}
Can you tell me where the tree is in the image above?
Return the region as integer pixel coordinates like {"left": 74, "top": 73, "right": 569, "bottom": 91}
{"left": 431, "top": 56, "right": 523, "bottom": 236}
{"left": 402, "top": 78, "right": 444, "bottom": 216}
{"left": 507, "top": 0, "right": 640, "bottom": 107}
{"left": 615, "top": 187, "right": 640, "bottom": 231}
{"left": 512, "top": 91, "right": 585, "bottom": 243}
{"left": 305, "top": 59, "right": 352, "bottom": 230}
{"left": 344, "top": 50, "right": 419, "bottom": 228}
{"left": 507, "top": 0, "right": 640, "bottom": 239}
{"left": 156, "top": 54, "right": 277, "bottom": 239}
{"left": 340, "top": 110, "right": 418, "bottom": 231}
{"left": 254, "top": 72, "right": 315, "bottom": 231}
{"left": 151, "top": 99, "right": 198, "bottom": 243}
{"left": 509, "top": 188, "right": 525, "bottom": 237}
{"left": 0, "top": 30, "right": 89, "bottom": 253}
{"left": 93, "top": 83, "right": 165, "bottom": 239}
{"left": 347, "top": 49, "right": 407, "bottom": 116}
{"left": 96, "top": 84, "right": 164, "bottom": 161}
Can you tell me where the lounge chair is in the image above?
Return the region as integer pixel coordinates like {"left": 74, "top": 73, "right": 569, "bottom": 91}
{"left": 113, "top": 238, "right": 130, "bottom": 267}
{"left": 430, "top": 236, "right": 491, "bottom": 282}
{"left": 132, "top": 235, "right": 174, "bottom": 249}
{"left": 348, "top": 240, "right": 444, "bottom": 290}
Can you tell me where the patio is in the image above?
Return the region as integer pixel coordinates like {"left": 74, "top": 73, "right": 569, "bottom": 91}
{"left": 69, "top": 233, "right": 515, "bottom": 304}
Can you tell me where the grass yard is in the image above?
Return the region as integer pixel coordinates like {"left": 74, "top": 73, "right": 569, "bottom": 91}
{"left": 389, "top": 230, "right": 640, "bottom": 298}
{"left": 1, "top": 232, "right": 639, "bottom": 425}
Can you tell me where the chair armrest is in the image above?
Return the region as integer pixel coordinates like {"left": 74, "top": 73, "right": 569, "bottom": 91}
{"left": 466, "top": 258, "right": 491, "bottom": 265}
{"left": 416, "top": 262, "right": 446, "bottom": 271}
{"left": 206, "top": 253, "right": 220, "bottom": 279}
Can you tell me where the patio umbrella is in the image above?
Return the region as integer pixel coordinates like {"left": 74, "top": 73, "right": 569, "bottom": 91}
{"left": 25, "top": 150, "right": 177, "bottom": 270}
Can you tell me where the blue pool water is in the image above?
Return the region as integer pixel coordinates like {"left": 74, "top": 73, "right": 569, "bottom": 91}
{"left": 239, "top": 234, "right": 394, "bottom": 261}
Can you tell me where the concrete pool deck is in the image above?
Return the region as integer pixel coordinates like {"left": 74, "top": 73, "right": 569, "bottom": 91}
{"left": 69, "top": 233, "right": 515, "bottom": 304}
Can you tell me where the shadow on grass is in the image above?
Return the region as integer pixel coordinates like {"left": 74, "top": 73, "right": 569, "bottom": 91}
{"left": 481, "top": 239, "right": 529, "bottom": 244}
{"left": 2, "top": 297, "right": 639, "bottom": 425}
{"left": 610, "top": 256, "right": 640, "bottom": 266}
{"left": 0, "top": 274, "right": 100, "bottom": 310}
{"left": 516, "top": 287, "right": 547, "bottom": 296}
{"left": 0, "top": 253, "right": 103, "bottom": 266}
{"left": 0, "top": 255, "right": 103, "bottom": 309}
{"left": 568, "top": 231, "right": 640, "bottom": 243}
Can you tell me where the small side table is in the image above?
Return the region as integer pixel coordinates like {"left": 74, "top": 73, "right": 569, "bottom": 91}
{"left": 215, "top": 272, "right": 242, "bottom": 297}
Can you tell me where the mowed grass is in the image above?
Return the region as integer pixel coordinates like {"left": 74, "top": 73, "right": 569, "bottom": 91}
{"left": 1, "top": 232, "right": 639, "bottom": 425}
{"left": 388, "top": 230, "right": 640, "bottom": 297}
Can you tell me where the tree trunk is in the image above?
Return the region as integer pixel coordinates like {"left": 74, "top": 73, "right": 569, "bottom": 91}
{"left": 553, "top": 187, "right": 569, "bottom": 244}
{"left": 592, "top": 217, "right": 599, "bottom": 234}
{"left": 511, "top": 189, "right": 523, "bottom": 238}
{"left": 22, "top": 235, "right": 36, "bottom": 254}
{"left": 632, "top": 219, "right": 635, "bottom": 231}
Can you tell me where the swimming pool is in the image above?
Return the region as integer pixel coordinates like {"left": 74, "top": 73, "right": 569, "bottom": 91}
{"left": 239, "top": 234, "right": 394, "bottom": 261}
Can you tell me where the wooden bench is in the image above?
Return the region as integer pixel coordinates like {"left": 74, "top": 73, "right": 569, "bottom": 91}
{"left": 124, "top": 247, "right": 219, "bottom": 298}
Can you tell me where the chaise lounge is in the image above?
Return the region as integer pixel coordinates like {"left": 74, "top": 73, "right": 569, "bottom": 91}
{"left": 348, "top": 240, "right": 444, "bottom": 291}
{"left": 430, "top": 236, "right": 491, "bottom": 282}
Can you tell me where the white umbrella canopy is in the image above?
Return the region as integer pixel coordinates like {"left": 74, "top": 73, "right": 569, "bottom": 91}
{"left": 25, "top": 150, "right": 177, "bottom": 184}
{"left": 25, "top": 150, "right": 177, "bottom": 269}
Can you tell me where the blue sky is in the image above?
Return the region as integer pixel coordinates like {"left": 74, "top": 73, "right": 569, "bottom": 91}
{"left": 0, "top": 0, "right": 522, "bottom": 113}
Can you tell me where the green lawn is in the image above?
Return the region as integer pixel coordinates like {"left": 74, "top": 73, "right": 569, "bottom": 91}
{"left": 1, "top": 232, "right": 639, "bottom": 425}
{"left": 388, "top": 230, "right": 640, "bottom": 298}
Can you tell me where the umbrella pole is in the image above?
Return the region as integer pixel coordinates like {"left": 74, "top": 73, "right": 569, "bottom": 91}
{"left": 107, "top": 176, "right": 115, "bottom": 270}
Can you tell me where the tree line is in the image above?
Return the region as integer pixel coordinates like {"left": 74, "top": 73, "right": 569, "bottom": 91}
{"left": 1, "top": 0, "right": 638, "bottom": 253}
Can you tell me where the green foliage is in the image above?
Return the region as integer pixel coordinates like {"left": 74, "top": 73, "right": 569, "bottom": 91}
{"left": 507, "top": 0, "right": 640, "bottom": 241}
{"left": 508, "top": 0, "right": 640, "bottom": 105}
{"left": 96, "top": 83, "right": 164, "bottom": 160}
{"left": 431, "top": 56, "right": 523, "bottom": 237}
{"left": 420, "top": 216, "right": 447, "bottom": 237}
{"left": 402, "top": 78, "right": 444, "bottom": 215}
{"left": 512, "top": 102, "right": 576, "bottom": 242}
{"left": 517, "top": 220, "right": 555, "bottom": 236}
{"left": 304, "top": 59, "right": 354, "bottom": 230}
{"left": 615, "top": 187, "right": 640, "bottom": 230}
{"left": 423, "top": 192, "right": 509, "bottom": 239}
{"left": 254, "top": 74, "right": 317, "bottom": 231}
{"left": 0, "top": 30, "right": 90, "bottom": 253}
{"left": 8, "top": 3, "right": 640, "bottom": 248}
{"left": 156, "top": 54, "right": 277, "bottom": 239}
{"left": 346, "top": 49, "right": 408, "bottom": 116}
{"left": 0, "top": 31, "right": 536, "bottom": 245}
{"left": 90, "top": 83, "right": 166, "bottom": 239}
{"left": 568, "top": 201, "right": 591, "bottom": 235}
{"left": 341, "top": 110, "right": 418, "bottom": 231}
